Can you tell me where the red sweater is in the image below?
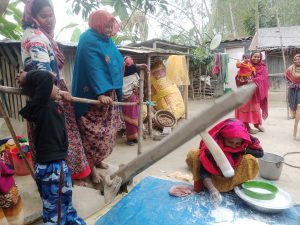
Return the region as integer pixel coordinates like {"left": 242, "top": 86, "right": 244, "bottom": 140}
{"left": 236, "top": 61, "right": 256, "bottom": 77}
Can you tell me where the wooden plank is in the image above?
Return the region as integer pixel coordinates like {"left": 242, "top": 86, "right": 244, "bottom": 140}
{"left": 108, "top": 84, "right": 257, "bottom": 188}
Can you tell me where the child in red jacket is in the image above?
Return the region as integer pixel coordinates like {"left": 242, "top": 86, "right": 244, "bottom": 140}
{"left": 236, "top": 54, "right": 256, "bottom": 84}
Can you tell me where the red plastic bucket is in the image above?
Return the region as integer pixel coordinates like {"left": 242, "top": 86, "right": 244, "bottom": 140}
{"left": 10, "top": 147, "right": 33, "bottom": 176}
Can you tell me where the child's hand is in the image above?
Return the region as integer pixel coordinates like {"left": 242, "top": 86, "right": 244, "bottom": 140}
{"left": 209, "top": 188, "right": 223, "bottom": 208}
{"left": 16, "top": 70, "right": 27, "bottom": 86}
{"left": 58, "top": 91, "right": 72, "bottom": 102}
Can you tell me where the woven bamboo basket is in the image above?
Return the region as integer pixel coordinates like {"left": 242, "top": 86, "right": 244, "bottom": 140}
{"left": 153, "top": 110, "right": 177, "bottom": 130}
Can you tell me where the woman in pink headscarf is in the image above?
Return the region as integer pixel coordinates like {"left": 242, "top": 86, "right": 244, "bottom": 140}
{"left": 235, "top": 50, "right": 269, "bottom": 134}
{"left": 186, "top": 118, "right": 263, "bottom": 206}
{"left": 285, "top": 54, "right": 300, "bottom": 118}
{"left": 19, "top": 0, "right": 90, "bottom": 186}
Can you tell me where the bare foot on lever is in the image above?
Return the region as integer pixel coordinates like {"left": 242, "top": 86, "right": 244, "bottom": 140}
{"left": 91, "top": 166, "right": 102, "bottom": 184}
{"left": 73, "top": 179, "right": 88, "bottom": 187}
{"left": 97, "top": 162, "right": 109, "bottom": 169}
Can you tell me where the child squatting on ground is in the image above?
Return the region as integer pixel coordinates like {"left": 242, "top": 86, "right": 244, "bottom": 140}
{"left": 18, "top": 70, "right": 86, "bottom": 225}
{"left": 236, "top": 53, "right": 256, "bottom": 84}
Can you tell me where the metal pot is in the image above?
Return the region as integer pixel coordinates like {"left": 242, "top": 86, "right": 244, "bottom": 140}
{"left": 258, "top": 152, "right": 284, "bottom": 180}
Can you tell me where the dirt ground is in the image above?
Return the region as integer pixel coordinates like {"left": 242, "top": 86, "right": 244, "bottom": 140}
{"left": 1, "top": 91, "right": 300, "bottom": 224}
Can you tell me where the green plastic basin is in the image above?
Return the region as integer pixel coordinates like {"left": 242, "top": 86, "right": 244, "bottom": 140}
{"left": 241, "top": 180, "right": 278, "bottom": 200}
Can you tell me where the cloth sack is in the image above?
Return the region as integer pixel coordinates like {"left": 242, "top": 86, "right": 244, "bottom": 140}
{"left": 123, "top": 73, "right": 140, "bottom": 100}
{"left": 0, "top": 161, "right": 14, "bottom": 193}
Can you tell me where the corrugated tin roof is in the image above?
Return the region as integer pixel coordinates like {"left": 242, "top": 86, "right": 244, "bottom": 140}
{"left": 118, "top": 46, "right": 189, "bottom": 55}
{"left": 221, "top": 36, "right": 252, "bottom": 43}
{"left": 0, "top": 40, "right": 188, "bottom": 57}
{"left": 128, "top": 38, "right": 195, "bottom": 52}
{"left": 249, "top": 26, "right": 300, "bottom": 50}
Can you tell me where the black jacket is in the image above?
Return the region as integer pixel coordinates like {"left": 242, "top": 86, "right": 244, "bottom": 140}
{"left": 19, "top": 71, "right": 68, "bottom": 163}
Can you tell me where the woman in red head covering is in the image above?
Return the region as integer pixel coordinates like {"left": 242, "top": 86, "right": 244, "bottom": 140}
{"left": 285, "top": 54, "right": 300, "bottom": 118}
{"left": 72, "top": 10, "right": 124, "bottom": 184}
{"left": 20, "top": 0, "right": 91, "bottom": 186}
{"left": 186, "top": 118, "right": 263, "bottom": 206}
{"left": 235, "top": 50, "right": 269, "bottom": 134}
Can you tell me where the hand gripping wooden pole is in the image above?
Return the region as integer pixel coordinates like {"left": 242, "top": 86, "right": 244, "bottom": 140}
{"left": 0, "top": 85, "right": 152, "bottom": 106}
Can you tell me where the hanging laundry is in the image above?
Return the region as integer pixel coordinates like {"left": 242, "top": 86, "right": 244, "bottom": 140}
{"left": 212, "top": 53, "right": 229, "bottom": 84}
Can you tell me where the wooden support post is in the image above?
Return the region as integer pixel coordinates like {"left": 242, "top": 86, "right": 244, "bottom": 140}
{"left": 147, "top": 56, "right": 153, "bottom": 138}
{"left": 138, "top": 71, "right": 144, "bottom": 155}
{"left": 185, "top": 54, "right": 190, "bottom": 119}
{"left": 276, "top": 8, "right": 289, "bottom": 120}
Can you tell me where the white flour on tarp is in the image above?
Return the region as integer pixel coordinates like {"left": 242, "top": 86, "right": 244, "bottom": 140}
{"left": 232, "top": 218, "right": 268, "bottom": 225}
{"left": 215, "top": 219, "right": 267, "bottom": 225}
{"left": 210, "top": 207, "right": 234, "bottom": 223}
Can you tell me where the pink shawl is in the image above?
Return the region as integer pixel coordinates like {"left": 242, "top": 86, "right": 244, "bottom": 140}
{"left": 0, "top": 161, "right": 15, "bottom": 193}
{"left": 22, "top": 0, "right": 64, "bottom": 69}
{"left": 251, "top": 51, "right": 269, "bottom": 120}
{"left": 199, "top": 118, "right": 261, "bottom": 176}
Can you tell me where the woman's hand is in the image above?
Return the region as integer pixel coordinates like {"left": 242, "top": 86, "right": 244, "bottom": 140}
{"left": 209, "top": 188, "right": 223, "bottom": 208}
{"left": 58, "top": 90, "right": 72, "bottom": 102}
{"left": 16, "top": 70, "right": 27, "bottom": 86}
{"left": 98, "top": 95, "right": 113, "bottom": 104}
{"left": 203, "top": 177, "right": 222, "bottom": 207}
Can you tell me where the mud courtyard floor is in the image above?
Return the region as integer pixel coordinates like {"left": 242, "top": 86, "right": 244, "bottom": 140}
{"left": 1, "top": 92, "right": 299, "bottom": 224}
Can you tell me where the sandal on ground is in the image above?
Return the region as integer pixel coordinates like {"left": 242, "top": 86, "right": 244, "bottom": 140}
{"left": 126, "top": 141, "right": 136, "bottom": 146}
{"left": 249, "top": 129, "right": 259, "bottom": 134}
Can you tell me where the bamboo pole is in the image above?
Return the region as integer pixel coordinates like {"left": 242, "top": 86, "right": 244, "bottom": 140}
{"left": 185, "top": 53, "right": 190, "bottom": 119}
{"left": 276, "top": 7, "right": 289, "bottom": 119}
{"left": 0, "top": 99, "right": 35, "bottom": 179}
{"left": 137, "top": 71, "right": 144, "bottom": 155}
{"left": 147, "top": 56, "right": 153, "bottom": 138}
{"left": 0, "top": 85, "right": 152, "bottom": 106}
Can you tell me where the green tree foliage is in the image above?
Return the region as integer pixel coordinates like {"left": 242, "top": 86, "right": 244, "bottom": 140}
{"left": 0, "top": 0, "right": 23, "bottom": 40}
{"left": 0, "top": 0, "right": 167, "bottom": 42}
{"left": 210, "top": 0, "right": 300, "bottom": 39}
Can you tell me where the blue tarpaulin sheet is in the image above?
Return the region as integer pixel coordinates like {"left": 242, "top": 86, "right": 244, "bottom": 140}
{"left": 96, "top": 176, "right": 300, "bottom": 225}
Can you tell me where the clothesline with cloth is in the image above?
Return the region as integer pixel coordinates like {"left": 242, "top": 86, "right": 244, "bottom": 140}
{"left": 212, "top": 53, "right": 230, "bottom": 84}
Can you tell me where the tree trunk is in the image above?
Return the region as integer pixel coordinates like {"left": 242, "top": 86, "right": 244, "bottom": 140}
{"left": 228, "top": 1, "right": 237, "bottom": 38}
{"left": 0, "top": 0, "right": 9, "bottom": 17}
